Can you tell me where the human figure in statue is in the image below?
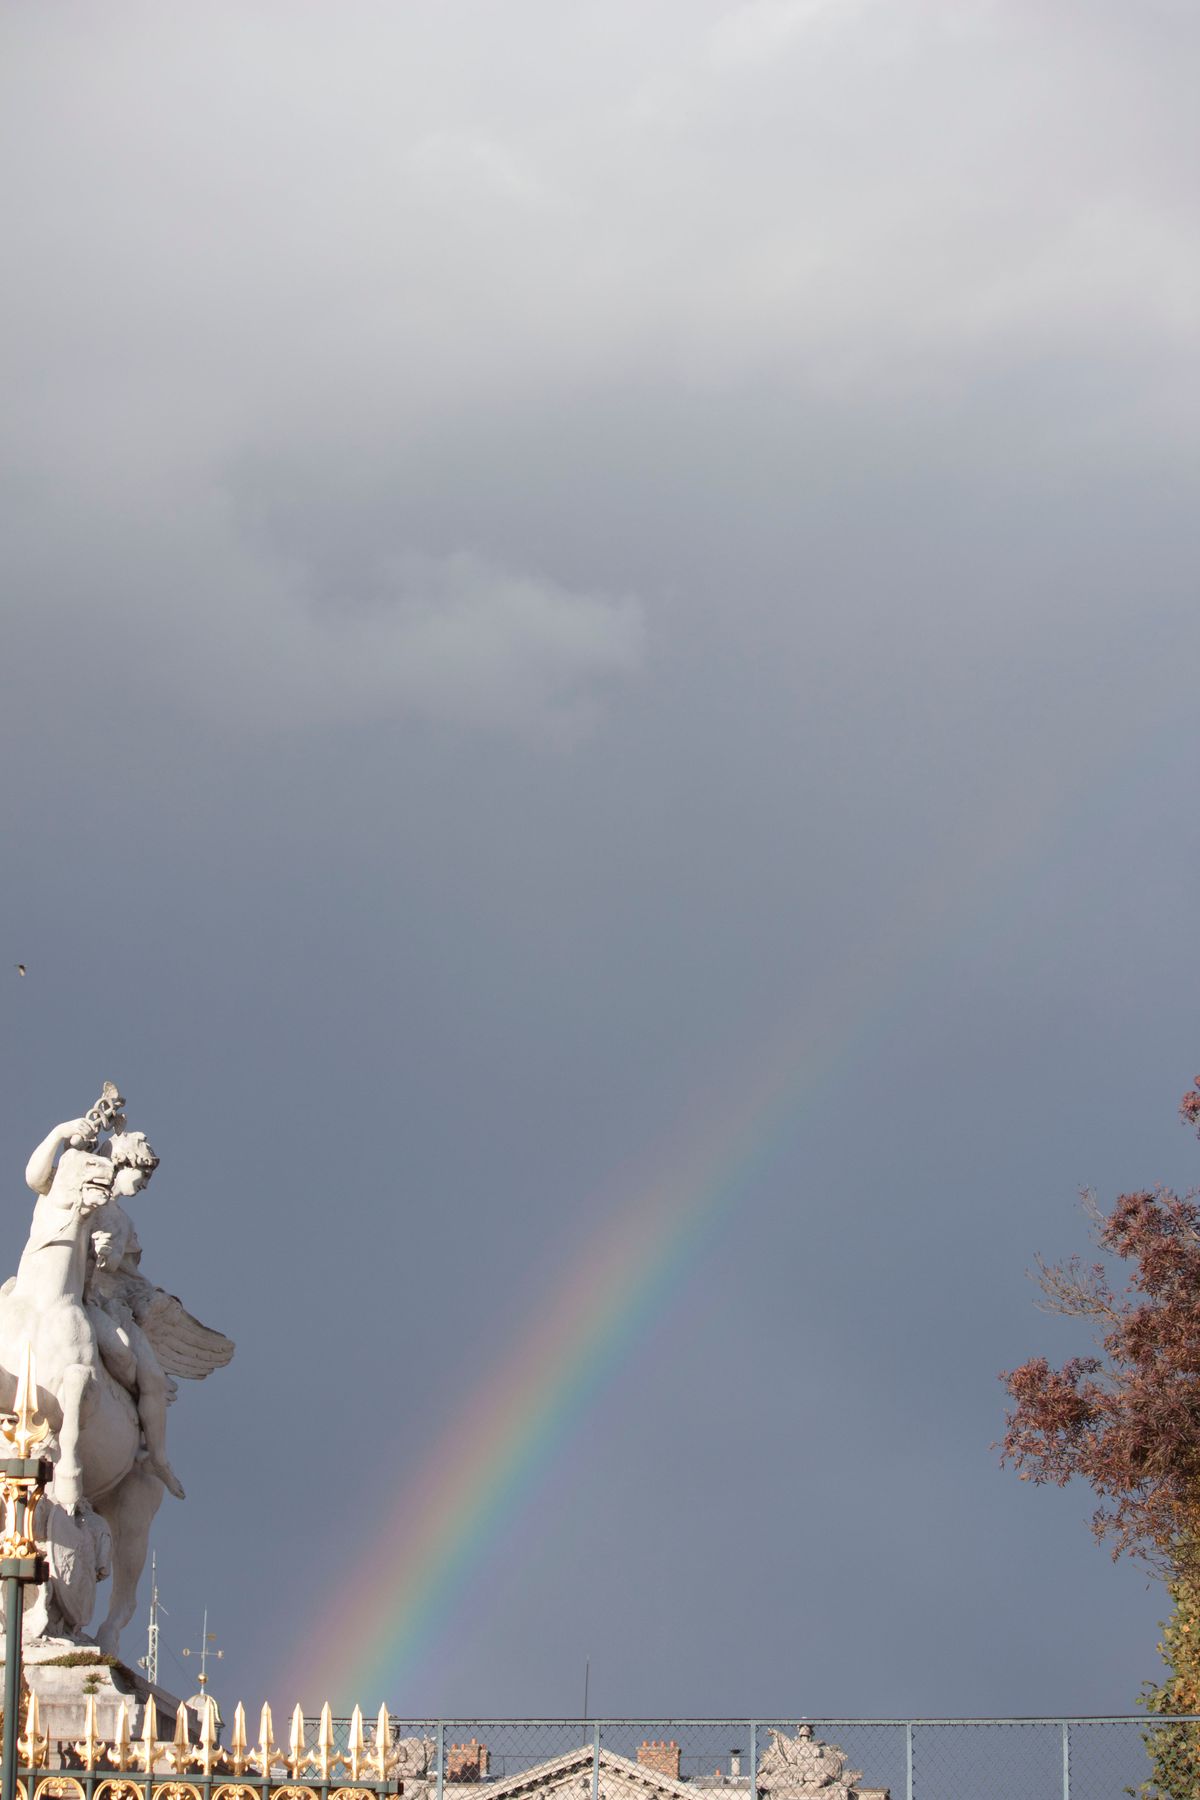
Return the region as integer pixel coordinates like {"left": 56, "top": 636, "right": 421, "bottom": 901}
{"left": 84, "top": 1145, "right": 187, "bottom": 1501}
{"left": 23, "top": 1101, "right": 185, "bottom": 1500}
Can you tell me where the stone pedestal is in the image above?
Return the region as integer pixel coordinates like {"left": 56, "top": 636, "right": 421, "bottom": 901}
{"left": 2, "top": 1644, "right": 201, "bottom": 1762}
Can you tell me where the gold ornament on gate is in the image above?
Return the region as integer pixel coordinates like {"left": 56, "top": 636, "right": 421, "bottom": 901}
{"left": 0, "top": 1346, "right": 50, "bottom": 1563}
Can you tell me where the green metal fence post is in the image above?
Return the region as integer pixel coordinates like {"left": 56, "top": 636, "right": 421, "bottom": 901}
{"left": 2, "top": 1575, "right": 24, "bottom": 1800}
{"left": 436, "top": 1722, "right": 444, "bottom": 1800}
{"left": 905, "top": 1721, "right": 913, "bottom": 1800}
{"left": 1061, "top": 1721, "right": 1070, "bottom": 1800}
{"left": 748, "top": 1722, "right": 756, "bottom": 1799}
{"left": 0, "top": 1434, "right": 49, "bottom": 1800}
{"left": 592, "top": 1721, "right": 601, "bottom": 1800}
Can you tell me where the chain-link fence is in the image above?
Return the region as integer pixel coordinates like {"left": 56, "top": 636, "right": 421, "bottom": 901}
{"left": 303, "top": 1717, "right": 1200, "bottom": 1800}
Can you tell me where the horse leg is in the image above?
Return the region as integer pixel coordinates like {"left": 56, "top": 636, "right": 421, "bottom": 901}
{"left": 52, "top": 1362, "right": 91, "bottom": 1510}
{"left": 93, "top": 1462, "right": 162, "bottom": 1660}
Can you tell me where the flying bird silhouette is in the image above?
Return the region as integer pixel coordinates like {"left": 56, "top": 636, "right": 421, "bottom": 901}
{"left": 15, "top": 964, "right": 25, "bottom": 977}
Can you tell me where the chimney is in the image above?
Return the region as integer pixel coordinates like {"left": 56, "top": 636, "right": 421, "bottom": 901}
{"left": 447, "top": 1739, "right": 489, "bottom": 1782}
{"left": 638, "top": 1742, "right": 681, "bottom": 1782}
{"left": 730, "top": 1753, "right": 742, "bottom": 1780}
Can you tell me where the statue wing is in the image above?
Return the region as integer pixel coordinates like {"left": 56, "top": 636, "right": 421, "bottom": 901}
{"left": 126, "top": 1280, "right": 235, "bottom": 1381}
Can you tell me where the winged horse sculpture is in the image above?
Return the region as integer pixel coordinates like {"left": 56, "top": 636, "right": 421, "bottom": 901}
{"left": 0, "top": 1084, "right": 233, "bottom": 1655}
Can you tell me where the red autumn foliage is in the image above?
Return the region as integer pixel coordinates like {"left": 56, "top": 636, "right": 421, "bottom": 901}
{"left": 1000, "top": 1079, "right": 1200, "bottom": 1570}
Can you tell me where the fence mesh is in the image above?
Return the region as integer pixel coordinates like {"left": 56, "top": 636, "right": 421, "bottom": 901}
{"left": 299, "top": 1717, "right": 1200, "bottom": 1800}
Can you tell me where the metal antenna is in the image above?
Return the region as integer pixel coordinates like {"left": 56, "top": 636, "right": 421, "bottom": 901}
{"left": 583, "top": 1659, "right": 590, "bottom": 1722}
{"left": 181, "top": 1609, "right": 224, "bottom": 1689}
{"left": 138, "top": 1553, "right": 165, "bottom": 1688}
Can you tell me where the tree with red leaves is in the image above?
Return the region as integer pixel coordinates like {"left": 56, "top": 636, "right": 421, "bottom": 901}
{"left": 1001, "top": 1079, "right": 1200, "bottom": 1568}
{"left": 1002, "top": 1080, "right": 1200, "bottom": 1795}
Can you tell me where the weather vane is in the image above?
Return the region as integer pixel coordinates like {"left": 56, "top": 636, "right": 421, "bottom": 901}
{"left": 182, "top": 1609, "right": 224, "bottom": 1689}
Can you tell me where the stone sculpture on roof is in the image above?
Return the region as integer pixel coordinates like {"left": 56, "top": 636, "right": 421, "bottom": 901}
{"left": 0, "top": 1083, "right": 234, "bottom": 1656}
{"left": 755, "top": 1725, "right": 866, "bottom": 1800}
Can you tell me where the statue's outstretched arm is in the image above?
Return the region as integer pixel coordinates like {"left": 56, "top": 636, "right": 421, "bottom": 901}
{"left": 24, "top": 1119, "right": 94, "bottom": 1196}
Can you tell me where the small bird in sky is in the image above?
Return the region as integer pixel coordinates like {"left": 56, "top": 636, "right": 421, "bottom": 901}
{"left": 15, "top": 964, "right": 25, "bottom": 977}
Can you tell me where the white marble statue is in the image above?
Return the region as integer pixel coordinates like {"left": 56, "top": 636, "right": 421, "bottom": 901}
{"left": 0, "top": 1084, "right": 233, "bottom": 1656}
{"left": 756, "top": 1726, "right": 865, "bottom": 1800}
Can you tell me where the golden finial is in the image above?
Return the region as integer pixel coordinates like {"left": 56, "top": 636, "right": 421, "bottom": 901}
{"left": 253, "top": 1703, "right": 279, "bottom": 1778}
{"left": 112, "top": 1700, "right": 134, "bottom": 1771}
{"left": 140, "top": 1695, "right": 160, "bottom": 1775}
{"left": 168, "top": 1699, "right": 191, "bottom": 1775}
{"left": 287, "top": 1704, "right": 310, "bottom": 1778}
{"left": 19, "top": 1692, "right": 47, "bottom": 1769}
{"left": 313, "top": 1703, "right": 334, "bottom": 1782}
{"left": 197, "top": 1693, "right": 221, "bottom": 1777}
{"left": 371, "top": 1704, "right": 391, "bottom": 1781}
{"left": 228, "top": 1702, "right": 249, "bottom": 1776}
{"left": 0, "top": 1344, "right": 49, "bottom": 1461}
{"left": 344, "top": 1704, "right": 366, "bottom": 1780}
{"left": 72, "top": 1693, "right": 101, "bottom": 1771}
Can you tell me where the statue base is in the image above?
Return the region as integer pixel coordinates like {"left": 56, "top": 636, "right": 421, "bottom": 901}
{"left": 2, "top": 1642, "right": 201, "bottom": 1762}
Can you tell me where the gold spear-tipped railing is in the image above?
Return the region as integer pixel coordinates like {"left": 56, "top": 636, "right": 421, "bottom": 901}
{"left": 138, "top": 1695, "right": 159, "bottom": 1776}
{"left": 286, "top": 1704, "right": 310, "bottom": 1780}
{"left": 1, "top": 1345, "right": 51, "bottom": 1800}
{"left": 71, "top": 1697, "right": 101, "bottom": 1774}
{"left": 195, "top": 1695, "right": 220, "bottom": 1779}
{"left": 255, "top": 1701, "right": 280, "bottom": 1780}
{"left": 166, "top": 1702, "right": 192, "bottom": 1777}
{"left": 110, "top": 1701, "right": 135, "bottom": 1772}
{"left": 18, "top": 1696, "right": 47, "bottom": 1772}
{"left": 372, "top": 1707, "right": 392, "bottom": 1783}
{"left": 17, "top": 1693, "right": 412, "bottom": 1796}
{"left": 226, "top": 1703, "right": 249, "bottom": 1778}
{"left": 344, "top": 1705, "right": 365, "bottom": 1782}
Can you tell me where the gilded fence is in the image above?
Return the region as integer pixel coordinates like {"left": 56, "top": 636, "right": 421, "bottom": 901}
{"left": 17, "top": 1712, "right": 1200, "bottom": 1800}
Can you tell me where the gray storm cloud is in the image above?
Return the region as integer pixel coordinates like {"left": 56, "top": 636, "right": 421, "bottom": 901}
{"left": 220, "top": 547, "right": 646, "bottom": 742}
{"left": 2, "top": 0, "right": 1199, "bottom": 1725}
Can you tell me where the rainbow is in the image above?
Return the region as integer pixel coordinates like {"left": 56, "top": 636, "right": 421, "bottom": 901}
{"left": 280, "top": 740, "right": 1099, "bottom": 1710}
{"left": 280, "top": 1007, "right": 851, "bottom": 1710}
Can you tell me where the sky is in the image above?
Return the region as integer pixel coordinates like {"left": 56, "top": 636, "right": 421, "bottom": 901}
{"left": 2, "top": 0, "right": 1200, "bottom": 1728}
